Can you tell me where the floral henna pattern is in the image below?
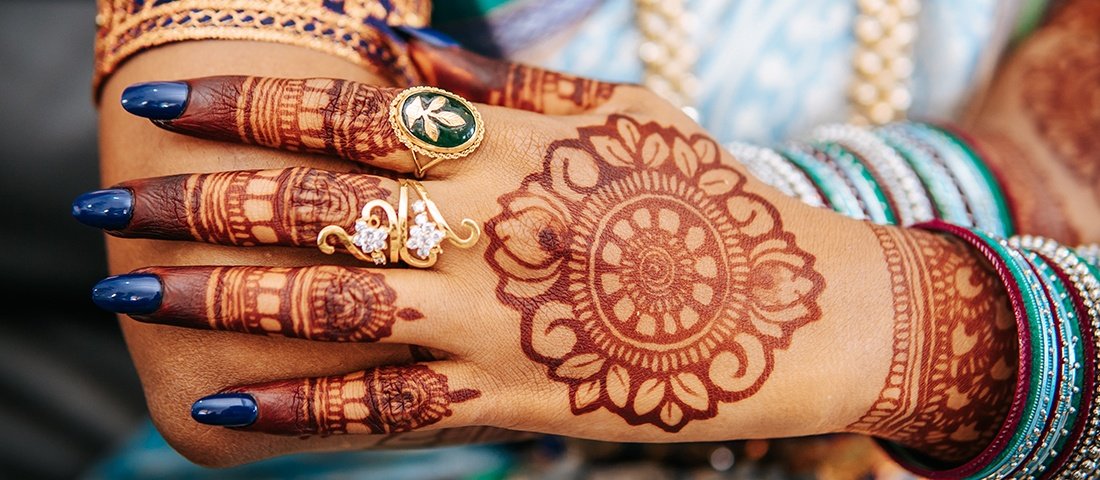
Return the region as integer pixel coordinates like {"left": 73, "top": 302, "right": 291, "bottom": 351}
{"left": 122, "top": 168, "right": 388, "bottom": 246}
{"left": 238, "top": 365, "right": 480, "bottom": 436}
{"left": 486, "top": 115, "right": 824, "bottom": 432}
{"left": 849, "top": 226, "right": 1016, "bottom": 462}
{"left": 138, "top": 266, "right": 422, "bottom": 342}
{"left": 1020, "top": 25, "right": 1100, "bottom": 186}
{"left": 408, "top": 42, "right": 617, "bottom": 114}
{"left": 162, "top": 76, "right": 405, "bottom": 164}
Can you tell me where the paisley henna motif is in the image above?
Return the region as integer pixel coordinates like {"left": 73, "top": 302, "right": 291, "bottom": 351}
{"left": 236, "top": 365, "right": 479, "bottom": 436}
{"left": 848, "top": 226, "right": 1016, "bottom": 462}
{"left": 486, "top": 115, "right": 824, "bottom": 432}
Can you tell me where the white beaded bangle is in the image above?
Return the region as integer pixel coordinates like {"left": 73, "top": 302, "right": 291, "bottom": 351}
{"left": 727, "top": 142, "right": 826, "bottom": 208}
{"left": 811, "top": 124, "right": 934, "bottom": 226}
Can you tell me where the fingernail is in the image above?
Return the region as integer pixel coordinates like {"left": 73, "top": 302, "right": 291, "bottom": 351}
{"left": 394, "top": 25, "right": 460, "bottom": 48}
{"left": 92, "top": 274, "right": 162, "bottom": 315}
{"left": 120, "top": 81, "right": 189, "bottom": 120}
{"left": 72, "top": 189, "right": 133, "bottom": 230}
{"left": 192, "top": 393, "right": 258, "bottom": 427}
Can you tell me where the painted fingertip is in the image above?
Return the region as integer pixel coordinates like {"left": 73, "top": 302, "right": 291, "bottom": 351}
{"left": 191, "top": 393, "right": 258, "bottom": 427}
{"left": 91, "top": 274, "right": 162, "bottom": 315}
{"left": 121, "top": 81, "right": 189, "bottom": 120}
{"left": 394, "top": 25, "right": 461, "bottom": 48}
{"left": 72, "top": 189, "right": 133, "bottom": 230}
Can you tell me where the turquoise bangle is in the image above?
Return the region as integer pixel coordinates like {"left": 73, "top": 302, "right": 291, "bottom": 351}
{"left": 927, "top": 125, "right": 1015, "bottom": 237}
{"left": 777, "top": 145, "right": 867, "bottom": 220}
{"left": 1015, "top": 252, "right": 1084, "bottom": 476}
{"left": 812, "top": 141, "right": 898, "bottom": 225}
{"left": 875, "top": 127, "right": 972, "bottom": 227}
{"left": 978, "top": 235, "right": 1059, "bottom": 479}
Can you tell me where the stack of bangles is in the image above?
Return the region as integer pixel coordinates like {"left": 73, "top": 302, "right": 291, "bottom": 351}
{"left": 729, "top": 122, "right": 1100, "bottom": 478}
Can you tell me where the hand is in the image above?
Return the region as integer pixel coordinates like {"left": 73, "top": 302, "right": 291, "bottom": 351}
{"left": 82, "top": 41, "right": 1015, "bottom": 462}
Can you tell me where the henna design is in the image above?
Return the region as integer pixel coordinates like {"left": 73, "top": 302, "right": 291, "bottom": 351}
{"left": 848, "top": 226, "right": 1016, "bottom": 462}
{"left": 136, "top": 266, "right": 421, "bottom": 342}
{"left": 235, "top": 365, "right": 479, "bottom": 436}
{"left": 408, "top": 41, "right": 617, "bottom": 114}
{"left": 120, "top": 167, "right": 388, "bottom": 247}
{"left": 161, "top": 76, "right": 405, "bottom": 165}
{"left": 1019, "top": 18, "right": 1100, "bottom": 188}
{"left": 485, "top": 115, "right": 824, "bottom": 432}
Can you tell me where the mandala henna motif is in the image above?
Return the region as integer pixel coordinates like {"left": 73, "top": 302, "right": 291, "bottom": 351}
{"left": 486, "top": 115, "right": 824, "bottom": 432}
{"left": 138, "top": 266, "right": 422, "bottom": 343}
{"left": 849, "top": 226, "right": 1016, "bottom": 462}
{"left": 122, "top": 168, "right": 388, "bottom": 247}
{"left": 238, "top": 365, "right": 480, "bottom": 436}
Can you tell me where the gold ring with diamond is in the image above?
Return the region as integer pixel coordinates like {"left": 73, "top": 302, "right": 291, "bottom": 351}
{"left": 316, "top": 179, "right": 480, "bottom": 268}
{"left": 389, "top": 86, "right": 485, "bottom": 178}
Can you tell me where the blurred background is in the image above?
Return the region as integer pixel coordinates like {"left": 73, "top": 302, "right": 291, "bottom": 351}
{"left": 0, "top": 1, "right": 147, "bottom": 478}
{"left": 0, "top": 2, "right": 916, "bottom": 478}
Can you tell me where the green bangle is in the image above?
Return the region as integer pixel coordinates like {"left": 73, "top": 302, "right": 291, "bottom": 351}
{"left": 927, "top": 125, "right": 1015, "bottom": 237}
{"left": 777, "top": 145, "right": 867, "bottom": 220}
{"left": 812, "top": 141, "right": 898, "bottom": 225}
{"left": 876, "top": 127, "right": 972, "bottom": 227}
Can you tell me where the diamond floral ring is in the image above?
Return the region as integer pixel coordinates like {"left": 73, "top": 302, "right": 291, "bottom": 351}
{"left": 316, "top": 179, "right": 481, "bottom": 268}
{"left": 389, "top": 86, "right": 485, "bottom": 178}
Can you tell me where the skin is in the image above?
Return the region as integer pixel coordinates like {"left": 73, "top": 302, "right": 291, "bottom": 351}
{"left": 965, "top": 0, "right": 1100, "bottom": 244}
{"left": 99, "top": 38, "right": 1017, "bottom": 465}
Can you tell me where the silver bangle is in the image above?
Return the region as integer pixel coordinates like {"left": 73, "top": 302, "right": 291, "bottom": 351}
{"left": 727, "top": 141, "right": 826, "bottom": 208}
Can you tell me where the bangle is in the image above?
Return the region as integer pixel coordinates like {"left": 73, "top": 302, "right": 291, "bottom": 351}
{"left": 900, "top": 123, "right": 1014, "bottom": 237}
{"left": 1011, "top": 249, "right": 1085, "bottom": 477}
{"left": 1077, "top": 244, "right": 1100, "bottom": 269}
{"left": 811, "top": 124, "right": 934, "bottom": 225}
{"left": 1011, "top": 236, "right": 1100, "bottom": 478}
{"left": 875, "top": 220, "right": 1038, "bottom": 475}
{"left": 776, "top": 144, "right": 868, "bottom": 220}
{"left": 810, "top": 141, "right": 897, "bottom": 225}
{"left": 875, "top": 125, "right": 973, "bottom": 227}
{"left": 726, "top": 142, "right": 826, "bottom": 208}
{"left": 936, "top": 124, "right": 1019, "bottom": 235}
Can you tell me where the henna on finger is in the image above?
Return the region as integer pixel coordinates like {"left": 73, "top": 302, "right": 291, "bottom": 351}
{"left": 113, "top": 167, "right": 391, "bottom": 247}
{"left": 195, "top": 365, "right": 481, "bottom": 436}
{"left": 408, "top": 39, "right": 618, "bottom": 115}
{"left": 126, "top": 76, "right": 415, "bottom": 171}
{"left": 125, "top": 266, "right": 422, "bottom": 342}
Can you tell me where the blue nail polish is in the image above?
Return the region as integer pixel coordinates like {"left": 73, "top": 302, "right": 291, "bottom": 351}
{"left": 72, "top": 189, "right": 133, "bottom": 230}
{"left": 92, "top": 274, "right": 162, "bottom": 315}
{"left": 394, "top": 25, "right": 460, "bottom": 48}
{"left": 192, "top": 393, "right": 258, "bottom": 427}
{"left": 120, "top": 81, "right": 189, "bottom": 120}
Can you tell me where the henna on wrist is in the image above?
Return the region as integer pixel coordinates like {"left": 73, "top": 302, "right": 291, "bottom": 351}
{"left": 848, "top": 226, "right": 1017, "bottom": 463}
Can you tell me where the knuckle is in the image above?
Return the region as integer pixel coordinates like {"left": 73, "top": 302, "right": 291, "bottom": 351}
{"left": 308, "top": 267, "right": 392, "bottom": 342}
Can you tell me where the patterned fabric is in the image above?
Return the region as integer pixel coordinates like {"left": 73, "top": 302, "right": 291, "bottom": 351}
{"left": 528, "top": 0, "right": 1021, "bottom": 144}
{"left": 94, "top": 0, "right": 432, "bottom": 94}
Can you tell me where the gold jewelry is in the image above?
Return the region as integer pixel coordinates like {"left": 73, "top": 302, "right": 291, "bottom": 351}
{"left": 317, "top": 179, "right": 481, "bottom": 268}
{"left": 389, "top": 86, "right": 485, "bottom": 178}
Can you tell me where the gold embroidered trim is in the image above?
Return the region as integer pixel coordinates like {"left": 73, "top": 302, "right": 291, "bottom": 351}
{"left": 94, "top": 0, "right": 431, "bottom": 97}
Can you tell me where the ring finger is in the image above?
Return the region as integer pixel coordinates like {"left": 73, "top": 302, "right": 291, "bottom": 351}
{"left": 93, "top": 265, "right": 470, "bottom": 351}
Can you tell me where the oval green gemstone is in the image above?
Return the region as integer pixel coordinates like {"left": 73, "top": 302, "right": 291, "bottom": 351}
{"left": 401, "top": 92, "right": 477, "bottom": 149}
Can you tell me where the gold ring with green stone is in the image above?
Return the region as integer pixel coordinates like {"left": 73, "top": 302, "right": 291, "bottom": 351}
{"left": 389, "top": 86, "right": 485, "bottom": 178}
